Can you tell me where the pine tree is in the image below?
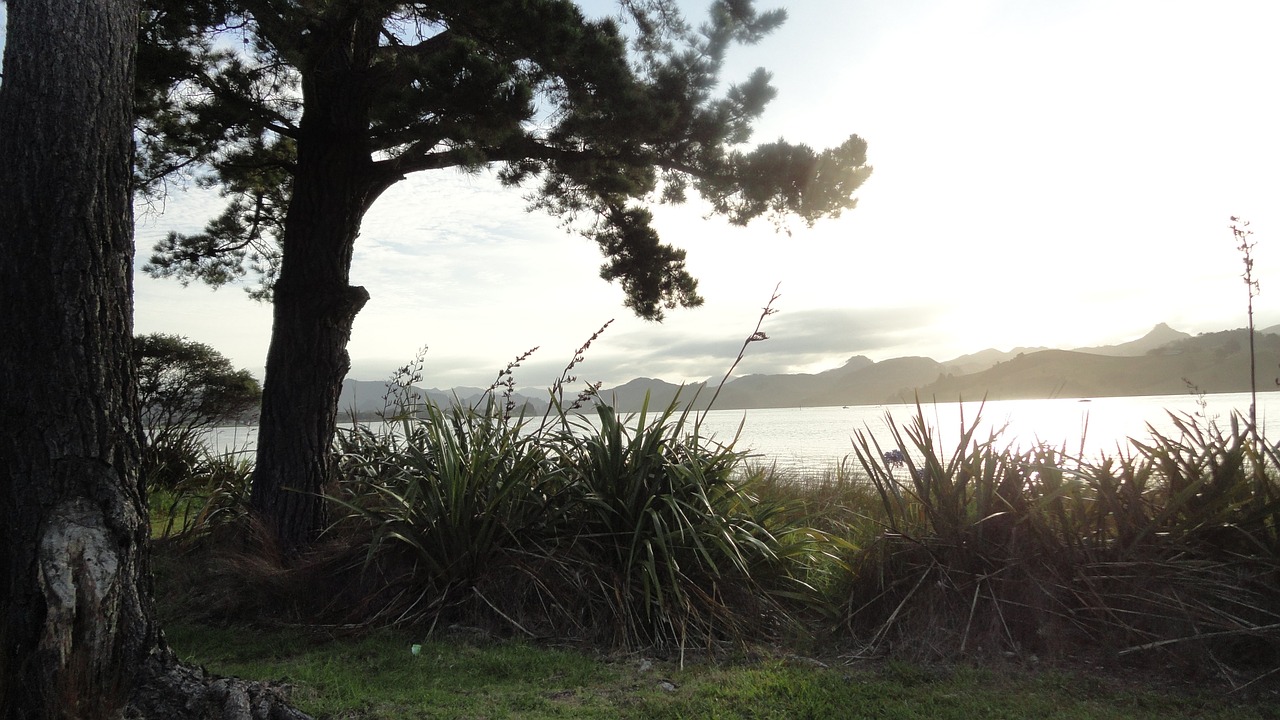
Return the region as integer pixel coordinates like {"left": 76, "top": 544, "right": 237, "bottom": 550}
{"left": 0, "top": 1, "right": 307, "bottom": 716}
{"left": 138, "top": 0, "right": 873, "bottom": 548}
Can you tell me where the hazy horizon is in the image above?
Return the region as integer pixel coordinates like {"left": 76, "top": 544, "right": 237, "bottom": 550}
{"left": 340, "top": 319, "right": 1240, "bottom": 391}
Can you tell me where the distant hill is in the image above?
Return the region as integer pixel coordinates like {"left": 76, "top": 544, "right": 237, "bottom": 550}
{"left": 591, "top": 325, "right": 1280, "bottom": 411}
{"left": 340, "top": 324, "right": 1280, "bottom": 415}
{"left": 819, "top": 356, "right": 945, "bottom": 406}
{"left": 932, "top": 324, "right": 1190, "bottom": 376}
{"left": 595, "top": 377, "right": 709, "bottom": 411}
{"left": 593, "top": 355, "right": 945, "bottom": 411}
{"left": 338, "top": 379, "right": 547, "bottom": 419}
{"left": 913, "top": 329, "right": 1280, "bottom": 401}
{"left": 1071, "top": 322, "right": 1191, "bottom": 357}
{"left": 941, "top": 346, "right": 1049, "bottom": 376}
{"left": 685, "top": 354, "right": 931, "bottom": 409}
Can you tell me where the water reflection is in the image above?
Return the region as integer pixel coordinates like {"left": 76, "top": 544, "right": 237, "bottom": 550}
{"left": 692, "top": 391, "right": 1280, "bottom": 471}
{"left": 205, "top": 391, "right": 1280, "bottom": 472}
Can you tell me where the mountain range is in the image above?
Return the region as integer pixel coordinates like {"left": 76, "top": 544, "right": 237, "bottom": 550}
{"left": 339, "top": 323, "right": 1280, "bottom": 416}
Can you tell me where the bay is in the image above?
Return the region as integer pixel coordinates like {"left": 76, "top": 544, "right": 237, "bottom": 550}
{"left": 692, "top": 391, "right": 1280, "bottom": 471}
{"left": 206, "top": 391, "right": 1280, "bottom": 471}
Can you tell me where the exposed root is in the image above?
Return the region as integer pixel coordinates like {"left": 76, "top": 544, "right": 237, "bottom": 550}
{"left": 126, "top": 651, "right": 311, "bottom": 720}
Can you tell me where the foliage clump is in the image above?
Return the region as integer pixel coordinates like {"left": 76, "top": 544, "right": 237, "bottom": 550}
{"left": 136, "top": 1, "right": 872, "bottom": 319}
{"left": 134, "top": 333, "right": 261, "bottom": 542}
{"left": 326, "top": 388, "right": 805, "bottom": 652}
{"left": 136, "top": 333, "right": 259, "bottom": 487}
{"left": 842, "top": 405, "right": 1280, "bottom": 686}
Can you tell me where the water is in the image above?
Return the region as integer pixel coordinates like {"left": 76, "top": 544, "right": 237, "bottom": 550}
{"left": 208, "top": 391, "right": 1280, "bottom": 471}
{"left": 692, "top": 391, "right": 1280, "bottom": 471}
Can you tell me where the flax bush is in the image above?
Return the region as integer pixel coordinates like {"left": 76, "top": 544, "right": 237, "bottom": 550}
{"left": 839, "top": 404, "right": 1280, "bottom": 684}
{"left": 546, "top": 400, "right": 793, "bottom": 649}
{"left": 331, "top": 399, "right": 566, "bottom": 623}
{"left": 149, "top": 446, "right": 255, "bottom": 541}
{"left": 320, "top": 387, "right": 818, "bottom": 650}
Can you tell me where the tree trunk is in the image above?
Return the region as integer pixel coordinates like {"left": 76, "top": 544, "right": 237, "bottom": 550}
{"left": 250, "top": 13, "right": 381, "bottom": 550}
{"left": 0, "top": 2, "right": 309, "bottom": 718}
{"left": 0, "top": 2, "right": 155, "bottom": 715}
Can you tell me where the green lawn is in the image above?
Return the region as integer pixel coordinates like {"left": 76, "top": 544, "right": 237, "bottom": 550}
{"left": 164, "top": 623, "right": 1272, "bottom": 720}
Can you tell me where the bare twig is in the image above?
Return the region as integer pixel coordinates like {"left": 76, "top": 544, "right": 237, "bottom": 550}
{"left": 1118, "top": 622, "right": 1280, "bottom": 656}
{"left": 539, "top": 319, "right": 613, "bottom": 433}
{"left": 1230, "top": 216, "right": 1259, "bottom": 443}
{"left": 472, "top": 588, "right": 539, "bottom": 639}
{"left": 702, "top": 283, "right": 780, "bottom": 414}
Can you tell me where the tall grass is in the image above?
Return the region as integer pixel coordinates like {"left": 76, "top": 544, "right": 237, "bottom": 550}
{"left": 331, "top": 399, "right": 562, "bottom": 621}
{"left": 150, "top": 378, "right": 1280, "bottom": 689}
{"left": 841, "top": 403, "right": 1280, "bottom": 686}
{"left": 151, "top": 388, "right": 1280, "bottom": 689}
{"left": 148, "top": 435, "right": 255, "bottom": 541}
{"left": 548, "top": 399, "right": 790, "bottom": 649}
{"left": 269, "top": 300, "right": 830, "bottom": 652}
{"left": 320, "top": 390, "right": 817, "bottom": 653}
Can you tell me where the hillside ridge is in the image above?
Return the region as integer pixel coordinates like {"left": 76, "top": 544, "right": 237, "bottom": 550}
{"left": 339, "top": 324, "right": 1280, "bottom": 415}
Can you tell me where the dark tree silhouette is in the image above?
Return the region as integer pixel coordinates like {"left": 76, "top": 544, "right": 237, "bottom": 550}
{"left": 0, "top": 1, "right": 306, "bottom": 716}
{"left": 0, "top": 1, "right": 157, "bottom": 713}
{"left": 136, "top": 333, "right": 261, "bottom": 487}
{"left": 138, "top": 0, "right": 873, "bottom": 548}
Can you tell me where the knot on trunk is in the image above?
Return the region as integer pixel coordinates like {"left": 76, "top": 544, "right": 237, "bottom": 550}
{"left": 36, "top": 496, "right": 127, "bottom": 714}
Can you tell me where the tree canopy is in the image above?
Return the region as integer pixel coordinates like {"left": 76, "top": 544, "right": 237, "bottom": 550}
{"left": 135, "top": 333, "right": 261, "bottom": 486}
{"left": 138, "top": 0, "right": 872, "bottom": 318}
{"left": 136, "top": 333, "right": 261, "bottom": 430}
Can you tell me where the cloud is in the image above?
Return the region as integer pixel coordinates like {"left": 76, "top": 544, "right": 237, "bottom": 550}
{"left": 540, "top": 305, "right": 949, "bottom": 387}
{"left": 751, "top": 306, "right": 943, "bottom": 358}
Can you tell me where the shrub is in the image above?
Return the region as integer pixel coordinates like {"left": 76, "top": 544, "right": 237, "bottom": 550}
{"left": 329, "top": 398, "right": 565, "bottom": 623}
{"left": 318, "top": 386, "right": 823, "bottom": 652}
{"left": 150, "top": 450, "right": 255, "bottom": 540}
{"left": 840, "top": 404, "right": 1280, "bottom": 682}
{"left": 546, "top": 399, "right": 792, "bottom": 649}
{"left": 135, "top": 333, "right": 259, "bottom": 489}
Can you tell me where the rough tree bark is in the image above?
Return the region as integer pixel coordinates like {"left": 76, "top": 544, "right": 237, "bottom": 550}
{"left": 249, "top": 12, "right": 381, "bottom": 550}
{"left": 0, "top": 1, "right": 309, "bottom": 717}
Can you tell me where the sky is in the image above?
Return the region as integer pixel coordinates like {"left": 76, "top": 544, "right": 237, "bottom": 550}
{"left": 4, "top": 1, "right": 1280, "bottom": 392}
